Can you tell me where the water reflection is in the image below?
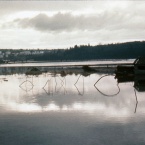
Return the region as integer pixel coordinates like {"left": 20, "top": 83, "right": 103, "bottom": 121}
{"left": 0, "top": 72, "right": 144, "bottom": 115}
{"left": 115, "top": 74, "right": 145, "bottom": 114}
{"left": 74, "top": 75, "right": 84, "bottom": 95}
{"left": 1, "top": 72, "right": 145, "bottom": 145}
{"left": 94, "top": 75, "right": 120, "bottom": 97}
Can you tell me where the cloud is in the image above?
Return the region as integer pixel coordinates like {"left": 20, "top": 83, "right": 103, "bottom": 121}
{"left": 0, "top": 1, "right": 105, "bottom": 16}
{"left": 1, "top": 1, "right": 145, "bottom": 48}
{"left": 12, "top": 12, "right": 124, "bottom": 32}
{"left": 16, "top": 13, "right": 81, "bottom": 32}
{"left": 2, "top": 1, "right": 145, "bottom": 33}
{"left": 12, "top": 8, "right": 145, "bottom": 33}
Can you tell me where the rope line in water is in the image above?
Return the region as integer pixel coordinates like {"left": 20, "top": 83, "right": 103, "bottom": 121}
{"left": 94, "top": 74, "right": 120, "bottom": 97}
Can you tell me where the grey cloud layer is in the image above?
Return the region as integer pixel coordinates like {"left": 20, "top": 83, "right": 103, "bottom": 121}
{"left": 14, "top": 11, "right": 145, "bottom": 33}
{"left": 0, "top": 1, "right": 104, "bottom": 16}
{"left": 0, "top": 1, "right": 145, "bottom": 49}
{"left": 1, "top": 1, "right": 145, "bottom": 33}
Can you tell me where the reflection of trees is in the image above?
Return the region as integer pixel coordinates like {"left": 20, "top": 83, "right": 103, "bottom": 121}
{"left": 42, "top": 75, "right": 67, "bottom": 95}
{"left": 19, "top": 73, "right": 122, "bottom": 97}
{"left": 56, "top": 76, "right": 67, "bottom": 94}
{"left": 115, "top": 69, "right": 145, "bottom": 113}
{"left": 94, "top": 75, "right": 139, "bottom": 113}
{"left": 19, "top": 76, "right": 34, "bottom": 92}
{"left": 43, "top": 78, "right": 54, "bottom": 96}
{"left": 6, "top": 72, "right": 143, "bottom": 115}
{"left": 15, "top": 72, "right": 145, "bottom": 114}
{"left": 74, "top": 75, "right": 84, "bottom": 96}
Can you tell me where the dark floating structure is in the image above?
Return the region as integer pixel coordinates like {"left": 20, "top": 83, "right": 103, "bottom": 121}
{"left": 134, "top": 57, "right": 145, "bottom": 75}
{"left": 115, "top": 57, "right": 145, "bottom": 92}
{"left": 25, "top": 67, "right": 42, "bottom": 75}
{"left": 134, "top": 76, "right": 145, "bottom": 92}
{"left": 115, "top": 57, "right": 145, "bottom": 113}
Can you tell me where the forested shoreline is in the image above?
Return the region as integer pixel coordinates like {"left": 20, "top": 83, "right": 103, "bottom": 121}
{"left": 0, "top": 41, "right": 145, "bottom": 63}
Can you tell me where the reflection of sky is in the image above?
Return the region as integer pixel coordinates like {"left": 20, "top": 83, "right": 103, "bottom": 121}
{"left": 0, "top": 74, "right": 144, "bottom": 119}
{"left": 1, "top": 73, "right": 145, "bottom": 145}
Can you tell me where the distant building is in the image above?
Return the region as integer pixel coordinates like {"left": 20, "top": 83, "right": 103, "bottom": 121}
{"left": 31, "top": 50, "right": 44, "bottom": 55}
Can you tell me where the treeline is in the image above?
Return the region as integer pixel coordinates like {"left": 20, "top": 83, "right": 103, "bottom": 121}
{"left": 26, "top": 41, "right": 145, "bottom": 61}
{"left": 1, "top": 41, "right": 145, "bottom": 62}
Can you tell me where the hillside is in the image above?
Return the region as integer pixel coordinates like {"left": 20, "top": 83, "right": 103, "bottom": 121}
{"left": 27, "top": 41, "right": 145, "bottom": 61}
{"left": 1, "top": 41, "right": 145, "bottom": 62}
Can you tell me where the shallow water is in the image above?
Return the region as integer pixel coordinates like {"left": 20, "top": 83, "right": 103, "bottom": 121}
{"left": 0, "top": 72, "right": 145, "bottom": 145}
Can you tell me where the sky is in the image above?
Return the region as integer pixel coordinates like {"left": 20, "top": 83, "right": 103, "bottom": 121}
{"left": 0, "top": 1, "right": 145, "bottom": 49}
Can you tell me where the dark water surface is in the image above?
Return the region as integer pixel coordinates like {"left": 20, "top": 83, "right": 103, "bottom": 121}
{"left": 0, "top": 72, "right": 145, "bottom": 145}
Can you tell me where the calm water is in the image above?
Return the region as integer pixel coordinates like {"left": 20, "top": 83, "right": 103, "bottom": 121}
{"left": 0, "top": 59, "right": 134, "bottom": 67}
{"left": 0, "top": 66, "right": 145, "bottom": 144}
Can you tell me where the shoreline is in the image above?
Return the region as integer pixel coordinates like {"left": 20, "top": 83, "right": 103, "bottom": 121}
{"left": 0, "top": 64, "right": 118, "bottom": 76}
{"left": 0, "top": 60, "right": 134, "bottom": 75}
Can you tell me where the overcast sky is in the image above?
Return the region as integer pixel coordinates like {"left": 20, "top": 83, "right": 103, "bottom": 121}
{"left": 0, "top": 1, "right": 145, "bottom": 49}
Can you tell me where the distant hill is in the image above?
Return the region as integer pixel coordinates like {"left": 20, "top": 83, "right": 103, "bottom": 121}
{"left": 1, "top": 41, "right": 145, "bottom": 62}
{"left": 28, "top": 41, "right": 145, "bottom": 61}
